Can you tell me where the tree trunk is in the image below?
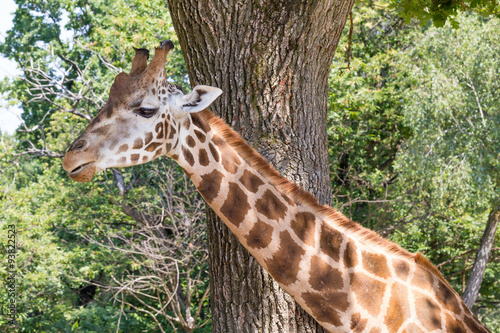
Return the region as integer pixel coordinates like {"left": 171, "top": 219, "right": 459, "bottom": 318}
{"left": 166, "top": 1, "right": 354, "bottom": 331}
{"left": 462, "top": 199, "right": 500, "bottom": 309}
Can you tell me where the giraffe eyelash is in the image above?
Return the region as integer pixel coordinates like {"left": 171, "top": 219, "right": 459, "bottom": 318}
{"left": 135, "top": 107, "right": 158, "bottom": 118}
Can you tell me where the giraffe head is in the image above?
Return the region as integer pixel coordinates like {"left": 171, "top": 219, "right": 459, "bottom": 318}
{"left": 62, "top": 40, "right": 222, "bottom": 182}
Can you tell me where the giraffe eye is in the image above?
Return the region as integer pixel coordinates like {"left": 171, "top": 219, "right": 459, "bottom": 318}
{"left": 135, "top": 107, "right": 158, "bottom": 118}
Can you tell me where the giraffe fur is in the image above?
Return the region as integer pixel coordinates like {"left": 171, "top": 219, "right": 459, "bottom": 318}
{"left": 62, "top": 40, "right": 491, "bottom": 333}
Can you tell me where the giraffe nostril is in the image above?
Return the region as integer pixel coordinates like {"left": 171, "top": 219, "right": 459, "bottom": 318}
{"left": 70, "top": 140, "right": 86, "bottom": 151}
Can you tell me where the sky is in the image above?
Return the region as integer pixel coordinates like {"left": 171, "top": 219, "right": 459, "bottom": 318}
{"left": 0, "top": 0, "right": 22, "bottom": 135}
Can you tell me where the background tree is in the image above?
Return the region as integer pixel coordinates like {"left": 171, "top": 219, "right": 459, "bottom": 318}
{"left": 165, "top": 1, "right": 354, "bottom": 331}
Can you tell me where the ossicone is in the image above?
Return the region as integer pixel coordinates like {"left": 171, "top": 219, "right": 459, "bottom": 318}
{"left": 145, "top": 39, "right": 175, "bottom": 74}
{"left": 129, "top": 40, "right": 174, "bottom": 77}
{"left": 130, "top": 47, "right": 150, "bottom": 76}
{"left": 160, "top": 40, "right": 174, "bottom": 51}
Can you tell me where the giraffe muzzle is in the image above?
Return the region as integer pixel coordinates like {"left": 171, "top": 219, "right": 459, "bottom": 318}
{"left": 68, "top": 161, "right": 97, "bottom": 182}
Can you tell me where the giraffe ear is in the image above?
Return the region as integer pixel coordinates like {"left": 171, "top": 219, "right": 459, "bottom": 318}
{"left": 181, "top": 85, "right": 222, "bottom": 113}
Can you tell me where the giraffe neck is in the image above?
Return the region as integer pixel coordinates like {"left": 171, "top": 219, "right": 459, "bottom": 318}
{"left": 170, "top": 110, "right": 489, "bottom": 333}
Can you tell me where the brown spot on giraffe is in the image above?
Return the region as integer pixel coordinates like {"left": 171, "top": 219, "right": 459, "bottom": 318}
{"left": 320, "top": 223, "right": 344, "bottom": 262}
{"left": 281, "top": 193, "right": 295, "bottom": 206}
{"left": 155, "top": 122, "right": 163, "bottom": 133}
{"left": 191, "top": 113, "right": 211, "bottom": 132}
{"left": 290, "top": 211, "right": 316, "bottom": 246}
{"left": 343, "top": 238, "right": 358, "bottom": 268}
{"left": 436, "top": 279, "right": 462, "bottom": 315}
{"left": 350, "top": 272, "right": 387, "bottom": 317}
{"left": 92, "top": 114, "right": 102, "bottom": 124}
{"left": 362, "top": 251, "right": 390, "bottom": 279}
{"left": 221, "top": 151, "right": 241, "bottom": 174}
{"left": 145, "top": 142, "right": 162, "bottom": 152}
{"left": 182, "top": 146, "right": 195, "bottom": 166}
{"left": 155, "top": 122, "right": 164, "bottom": 139}
{"left": 393, "top": 258, "right": 410, "bottom": 281}
{"left": 265, "top": 230, "right": 305, "bottom": 285}
{"left": 209, "top": 142, "right": 219, "bottom": 162}
{"left": 194, "top": 129, "right": 206, "bottom": 143}
{"left": 182, "top": 117, "right": 191, "bottom": 130}
{"left": 117, "top": 144, "right": 128, "bottom": 154}
{"left": 117, "top": 156, "right": 126, "bottom": 164}
{"left": 213, "top": 135, "right": 241, "bottom": 174}
{"left": 464, "top": 314, "right": 486, "bottom": 332}
{"left": 109, "top": 139, "right": 119, "bottom": 151}
{"left": 197, "top": 169, "right": 224, "bottom": 204}
{"left": 415, "top": 291, "right": 442, "bottom": 331}
{"left": 369, "top": 328, "right": 381, "bottom": 333}
{"left": 255, "top": 190, "right": 288, "bottom": 221}
{"left": 308, "top": 255, "right": 343, "bottom": 292}
{"left": 245, "top": 219, "right": 273, "bottom": 249}
{"left": 350, "top": 313, "right": 368, "bottom": 332}
{"left": 239, "top": 169, "right": 264, "bottom": 193}
{"left": 220, "top": 182, "right": 250, "bottom": 227}
{"left": 133, "top": 138, "right": 143, "bottom": 149}
{"left": 144, "top": 132, "right": 153, "bottom": 145}
{"left": 384, "top": 282, "right": 411, "bottom": 332}
{"left": 412, "top": 266, "right": 436, "bottom": 290}
{"left": 153, "top": 147, "right": 163, "bottom": 158}
{"left": 90, "top": 124, "right": 110, "bottom": 135}
{"left": 198, "top": 148, "right": 210, "bottom": 166}
{"left": 186, "top": 135, "right": 196, "bottom": 148}
{"left": 130, "top": 154, "right": 140, "bottom": 163}
{"left": 301, "top": 291, "right": 348, "bottom": 327}
{"left": 445, "top": 314, "right": 467, "bottom": 333}
{"left": 168, "top": 124, "right": 176, "bottom": 139}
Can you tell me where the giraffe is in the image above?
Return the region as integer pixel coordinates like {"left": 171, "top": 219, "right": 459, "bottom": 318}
{"left": 62, "top": 40, "right": 491, "bottom": 333}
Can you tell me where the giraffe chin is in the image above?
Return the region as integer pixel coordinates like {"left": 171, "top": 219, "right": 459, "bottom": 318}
{"left": 68, "top": 162, "right": 97, "bottom": 183}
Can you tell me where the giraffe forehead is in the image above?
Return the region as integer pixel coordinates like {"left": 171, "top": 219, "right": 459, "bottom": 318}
{"left": 107, "top": 72, "right": 180, "bottom": 111}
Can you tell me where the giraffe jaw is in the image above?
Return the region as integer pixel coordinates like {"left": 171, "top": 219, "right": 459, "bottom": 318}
{"left": 68, "top": 162, "right": 97, "bottom": 182}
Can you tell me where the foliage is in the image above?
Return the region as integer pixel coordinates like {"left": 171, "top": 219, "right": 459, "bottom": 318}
{"left": 386, "top": 0, "right": 500, "bottom": 27}
{"left": 328, "top": 1, "right": 416, "bottom": 228}
{"left": 0, "top": 0, "right": 211, "bottom": 332}
{"left": 329, "top": 4, "right": 499, "bottom": 329}
{"left": 393, "top": 12, "right": 500, "bottom": 325}
{"left": 0, "top": 148, "right": 156, "bottom": 332}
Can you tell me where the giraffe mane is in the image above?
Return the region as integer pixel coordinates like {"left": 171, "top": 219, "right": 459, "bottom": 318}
{"left": 198, "top": 109, "right": 454, "bottom": 289}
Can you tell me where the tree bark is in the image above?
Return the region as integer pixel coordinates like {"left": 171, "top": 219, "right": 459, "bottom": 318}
{"left": 166, "top": 1, "right": 354, "bottom": 331}
{"left": 462, "top": 199, "right": 500, "bottom": 309}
